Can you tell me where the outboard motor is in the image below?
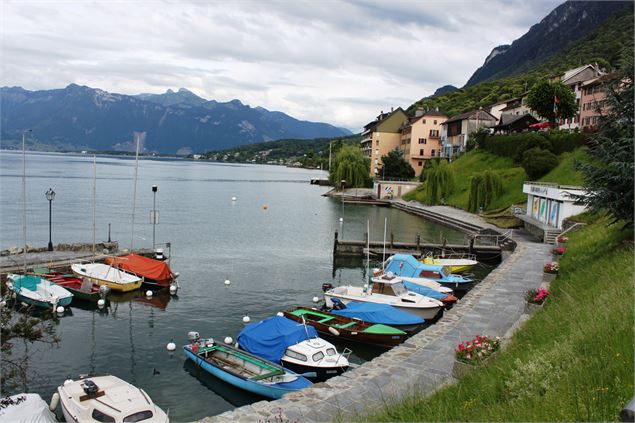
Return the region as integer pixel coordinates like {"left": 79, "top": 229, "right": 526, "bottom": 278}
{"left": 321, "top": 283, "right": 334, "bottom": 293}
{"left": 331, "top": 297, "right": 346, "bottom": 310}
{"left": 187, "top": 331, "right": 200, "bottom": 343}
{"left": 81, "top": 379, "right": 99, "bottom": 397}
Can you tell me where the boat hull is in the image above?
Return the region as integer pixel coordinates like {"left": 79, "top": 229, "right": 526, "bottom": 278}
{"left": 280, "top": 359, "right": 347, "bottom": 382}
{"left": 71, "top": 273, "right": 142, "bottom": 292}
{"left": 324, "top": 293, "right": 442, "bottom": 321}
{"left": 16, "top": 293, "right": 72, "bottom": 309}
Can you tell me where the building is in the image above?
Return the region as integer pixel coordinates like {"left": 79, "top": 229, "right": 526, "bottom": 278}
{"left": 492, "top": 113, "right": 540, "bottom": 134}
{"left": 550, "top": 64, "right": 605, "bottom": 130}
{"left": 517, "top": 182, "right": 587, "bottom": 242}
{"left": 440, "top": 109, "right": 498, "bottom": 158}
{"left": 399, "top": 109, "right": 447, "bottom": 176}
{"left": 360, "top": 108, "right": 409, "bottom": 176}
{"left": 579, "top": 73, "right": 617, "bottom": 131}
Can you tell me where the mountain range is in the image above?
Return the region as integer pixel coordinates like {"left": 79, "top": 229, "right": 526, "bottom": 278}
{"left": 0, "top": 85, "right": 351, "bottom": 154}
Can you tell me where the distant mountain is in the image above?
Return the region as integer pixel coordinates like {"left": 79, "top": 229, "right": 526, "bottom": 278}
{"left": 465, "top": 1, "right": 633, "bottom": 86}
{"left": 431, "top": 85, "right": 459, "bottom": 97}
{"left": 0, "top": 85, "right": 351, "bottom": 154}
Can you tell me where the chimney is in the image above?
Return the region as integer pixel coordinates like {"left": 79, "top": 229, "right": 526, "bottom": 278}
{"left": 415, "top": 108, "right": 424, "bottom": 117}
{"left": 435, "top": 106, "right": 439, "bottom": 112}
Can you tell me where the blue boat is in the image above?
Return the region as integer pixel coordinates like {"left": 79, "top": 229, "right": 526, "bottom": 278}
{"left": 7, "top": 274, "right": 73, "bottom": 309}
{"left": 330, "top": 300, "right": 425, "bottom": 334}
{"left": 183, "top": 337, "right": 311, "bottom": 400}
{"left": 384, "top": 254, "right": 476, "bottom": 291}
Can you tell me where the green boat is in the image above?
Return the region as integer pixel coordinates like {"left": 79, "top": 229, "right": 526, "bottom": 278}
{"left": 283, "top": 307, "right": 407, "bottom": 347}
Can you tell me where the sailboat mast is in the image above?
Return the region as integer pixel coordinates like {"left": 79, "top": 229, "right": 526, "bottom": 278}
{"left": 22, "top": 130, "right": 29, "bottom": 273}
{"left": 366, "top": 219, "right": 370, "bottom": 275}
{"left": 382, "top": 217, "right": 387, "bottom": 271}
{"left": 92, "top": 155, "right": 96, "bottom": 258}
{"left": 130, "top": 132, "right": 141, "bottom": 250}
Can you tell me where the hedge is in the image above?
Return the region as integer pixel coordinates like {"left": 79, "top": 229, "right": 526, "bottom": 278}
{"left": 480, "top": 130, "right": 586, "bottom": 162}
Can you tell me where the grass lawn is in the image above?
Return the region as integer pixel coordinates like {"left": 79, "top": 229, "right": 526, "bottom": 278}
{"left": 359, "top": 217, "right": 634, "bottom": 421}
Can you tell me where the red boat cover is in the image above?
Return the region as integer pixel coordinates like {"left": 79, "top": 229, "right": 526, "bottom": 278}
{"left": 105, "top": 254, "right": 173, "bottom": 284}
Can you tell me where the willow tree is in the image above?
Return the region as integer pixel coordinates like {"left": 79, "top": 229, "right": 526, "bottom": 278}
{"left": 424, "top": 160, "right": 454, "bottom": 204}
{"left": 329, "top": 145, "right": 370, "bottom": 188}
{"left": 467, "top": 170, "right": 503, "bottom": 212}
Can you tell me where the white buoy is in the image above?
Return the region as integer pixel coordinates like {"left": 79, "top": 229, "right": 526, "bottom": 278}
{"left": 49, "top": 393, "right": 60, "bottom": 411}
{"left": 231, "top": 196, "right": 237, "bottom": 201}
{"left": 224, "top": 336, "right": 233, "bottom": 344}
{"left": 339, "top": 217, "right": 344, "bottom": 222}
{"left": 276, "top": 312, "right": 284, "bottom": 317}
{"left": 146, "top": 290, "right": 153, "bottom": 297}
{"left": 97, "top": 299, "right": 106, "bottom": 308}
{"left": 312, "top": 296, "right": 319, "bottom": 303}
{"left": 169, "top": 284, "right": 178, "bottom": 295}
{"left": 242, "top": 316, "right": 250, "bottom": 323}
{"left": 224, "top": 280, "right": 231, "bottom": 286}
{"left": 166, "top": 341, "right": 176, "bottom": 351}
{"left": 56, "top": 306, "right": 65, "bottom": 314}
{"left": 328, "top": 327, "right": 341, "bottom": 336}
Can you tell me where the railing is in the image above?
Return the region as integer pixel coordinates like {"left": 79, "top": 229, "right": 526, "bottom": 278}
{"left": 473, "top": 229, "right": 514, "bottom": 247}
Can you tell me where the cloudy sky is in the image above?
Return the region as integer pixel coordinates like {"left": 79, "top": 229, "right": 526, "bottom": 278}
{"left": 1, "top": 0, "right": 561, "bottom": 130}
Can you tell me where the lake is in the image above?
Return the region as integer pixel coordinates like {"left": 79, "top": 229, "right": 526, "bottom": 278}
{"left": 0, "top": 151, "right": 472, "bottom": 421}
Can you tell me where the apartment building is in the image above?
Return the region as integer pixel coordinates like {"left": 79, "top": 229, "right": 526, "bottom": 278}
{"left": 399, "top": 109, "right": 447, "bottom": 176}
{"left": 360, "top": 108, "right": 409, "bottom": 176}
{"left": 440, "top": 109, "right": 497, "bottom": 158}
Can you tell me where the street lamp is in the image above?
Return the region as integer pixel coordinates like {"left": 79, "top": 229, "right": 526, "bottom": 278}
{"left": 151, "top": 185, "right": 158, "bottom": 249}
{"left": 45, "top": 188, "right": 55, "bottom": 251}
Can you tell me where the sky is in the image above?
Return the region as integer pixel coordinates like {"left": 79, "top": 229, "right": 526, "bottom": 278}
{"left": 1, "top": 0, "right": 562, "bottom": 131}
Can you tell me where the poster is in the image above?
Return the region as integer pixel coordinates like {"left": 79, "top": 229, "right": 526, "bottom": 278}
{"left": 539, "top": 199, "right": 547, "bottom": 222}
{"left": 533, "top": 197, "right": 540, "bottom": 218}
{"left": 549, "top": 201, "right": 559, "bottom": 227}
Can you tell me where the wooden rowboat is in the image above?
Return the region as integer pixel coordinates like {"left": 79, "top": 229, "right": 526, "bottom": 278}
{"left": 71, "top": 263, "right": 143, "bottom": 292}
{"left": 283, "top": 307, "right": 407, "bottom": 348}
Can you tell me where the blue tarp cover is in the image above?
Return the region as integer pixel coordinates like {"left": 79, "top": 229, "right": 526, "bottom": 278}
{"left": 384, "top": 254, "right": 444, "bottom": 278}
{"left": 331, "top": 301, "right": 424, "bottom": 325}
{"left": 402, "top": 281, "right": 447, "bottom": 300}
{"left": 237, "top": 316, "right": 318, "bottom": 363}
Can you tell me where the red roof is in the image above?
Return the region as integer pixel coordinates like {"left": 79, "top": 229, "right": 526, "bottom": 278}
{"left": 105, "top": 254, "right": 173, "bottom": 285}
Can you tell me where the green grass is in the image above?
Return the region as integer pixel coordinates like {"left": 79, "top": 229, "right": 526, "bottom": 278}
{"left": 359, "top": 218, "right": 634, "bottom": 421}
{"left": 537, "top": 149, "right": 586, "bottom": 185}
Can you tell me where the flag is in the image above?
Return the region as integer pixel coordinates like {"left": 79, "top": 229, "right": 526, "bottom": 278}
{"left": 553, "top": 94, "right": 560, "bottom": 123}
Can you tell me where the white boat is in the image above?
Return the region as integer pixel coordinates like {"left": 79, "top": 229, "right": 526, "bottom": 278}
{"left": 0, "top": 393, "right": 57, "bottom": 423}
{"left": 71, "top": 263, "right": 143, "bottom": 292}
{"left": 55, "top": 375, "right": 168, "bottom": 423}
{"left": 420, "top": 256, "right": 478, "bottom": 274}
{"left": 7, "top": 274, "right": 73, "bottom": 309}
{"left": 372, "top": 268, "right": 453, "bottom": 294}
{"left": 324, "top": 277, "right": 444, "bottom": 320}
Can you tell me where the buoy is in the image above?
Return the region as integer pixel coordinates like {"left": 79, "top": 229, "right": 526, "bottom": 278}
{"left": 312, "top": 296, "right": 319, "bottom": 303}
{"left": 99, "top": 285, "right": 110, "bottom": 298}
{"left": 276, "top": 312, "right": 284, "bottom": 317}
{"left": 224, "top": 336, "right": 233, "bottom": 344}
{"left": 146, "top": 290, "right": 153, "bottom": 297}
{"left": 328, "top": 327, "right": 340, "bottom": 336}
{"left": 169, "top": 284, "right": 178, "bottom": 295}
{"left": 232, "top": 196, "right": 237, "bottom": 201}
{"left": 56, "top": 306, "right": 65, "bottom": 314}
{"left": 224, "top": 279, "right": 231, "bottom": 286}
{"left": 166, "top": 341, "right": 176, "bottom": 351}
{"left": 97, "top": 299, "right": 106, "bottom": 308}
{"left": 49, "top": 393, "right": 60, "bottom": 411}
{"left": 262, "top": 204, "right": 268, "bottom": 210}
{"left": 242, "top": 316, "right": 250, "bottom": 323}
{"left": 339, "top": 217, "right": 343, "bottom": 222}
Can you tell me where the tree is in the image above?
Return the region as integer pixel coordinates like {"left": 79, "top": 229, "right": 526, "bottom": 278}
{"left": 380, "top": 149, "right": 415, "bottom": 180}
{"left": 575, "top": 51, "right": 634, "bottom": 227}
{"left": 526, "top": 80, "right": 577, "bottom": 125}
{"left": 328, "top": 145, "right": 370, "bottom": 188}
{"left": 467, "top": 171, "right": 503, "bottom": 212}
{"left": 521, "top": 147, "right": 559, "bottom": 180}
{"left": 424, "top": 160, "right": 454, "bottom": 205}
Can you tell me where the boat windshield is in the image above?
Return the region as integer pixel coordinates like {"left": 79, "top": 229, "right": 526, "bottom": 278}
{"left": 441, "top": 266, "right": 451, "bottom": 277}
{"left": 391, "top": 282, "right": 408, "bottom": 296}
{"left": 123, "top": 410, "right": 154, "bottom": 422}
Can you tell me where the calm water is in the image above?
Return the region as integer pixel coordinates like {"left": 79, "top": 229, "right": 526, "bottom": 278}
{"left": 0, "top": 151, "right": 469, "bottom": 421}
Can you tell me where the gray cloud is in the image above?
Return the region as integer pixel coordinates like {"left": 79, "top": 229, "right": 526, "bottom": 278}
{"left": 1, "top": 0, "right": 561, "bottom": 130}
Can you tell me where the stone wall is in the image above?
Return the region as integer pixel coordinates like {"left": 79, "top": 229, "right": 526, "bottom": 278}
{"left": 1, "top": 241, "right": 119, "bottom": 256}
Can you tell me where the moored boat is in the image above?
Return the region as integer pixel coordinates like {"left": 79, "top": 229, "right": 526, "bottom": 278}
{"left": 371, "top": 273, "right": 458, "bottom": 306}
{"left": 184, "top": 333, "right": 311, "bottom": 399}
{"left": 385, "top": 254, "right": 476, "bottom": 292}
{"left": 420, "top": 254, "right": 478, "bottom": 274}
{"left": 54, "top": 375, "right": 168, "bottom": 422}
{"left": 104, "top": 254, "right": 178, "bottom": 288}
{"left": 283, "top": 307, "right": 407, "bottom": 347}
{"left": 38, "top": 271, "right": 105, "bottom": 302}
{"left": 7, "top": 274, "right": 73, "bottom": 309}
{"left": 71, "top": 263, "right": 143, "bottom": 292}
{"left": 328, "top": 300, "right": 426, "bottom": 334}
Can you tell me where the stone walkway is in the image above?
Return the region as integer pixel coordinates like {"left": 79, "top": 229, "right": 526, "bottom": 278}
{"left": 200, "top": 228, "right": 551, "bottom": 422}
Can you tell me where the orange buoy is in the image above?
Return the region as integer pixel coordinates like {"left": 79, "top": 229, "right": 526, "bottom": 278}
{"left": 262, "top": 204, "right": 268, "bottom": 210}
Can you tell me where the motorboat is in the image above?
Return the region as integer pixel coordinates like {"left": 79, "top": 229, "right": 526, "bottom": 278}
{"left": 371, "top": 273, "right": 458, "bottom": 306}
{"left": 184, "top": 332, "right": 311, "bottom": 399}
{"left": 237, "top": 316, "right": 350, "bottom": 382}
{"left": 283, "top": 306, "right": 408, "bottom": 347}
{"left": 384, "top": 254, "right": 476, "bottom": 292}
{"left": 372, "top": 267, "right": 453, "bottom": 294}
{"left": 104, "top": 254, "right": 178, "bottom": 288}
{"left": 6, "top": 274, "right": 73, "bottom": 309}
{"left": 0, "top": 393, "right": 57, "bottom": 422}
{"left": 35, "top": 270, "right": 106, "bottom": 303}
{"left": 54, "top": 375, "right": 168, "bottom": 422}
{"left": 420, "top": 254, "right": 478, "bottom": 274}
{"left": 71, "top": 263, "right": 143, "bottom": 292}
{"left": 328, "top": 300, "right": 426, "bottom": 334}
{"left": 324, "top": 276, "right": 445, "bottom": 320}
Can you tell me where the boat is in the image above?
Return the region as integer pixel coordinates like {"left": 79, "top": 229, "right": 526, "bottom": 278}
{"left": 420, "top": 253, "right": 478, "bottom": 274}
{"left": 104, "top": 254, "right": 178, "bottom": 288}
{"left": 237, "top": 316, "right": 350, "bottom": 381}
{"left": 6, "top": 274, "right": 73, "bottom": 309}
{"left": 32, "top": 268, "right": 105, "bottom": 302}
{"left": 372, "top": 267, "right": 453, "bottom": 294}
{"left": 283, "top": 306, "right": 407, "bottom": 348}
{"left": 384, "top": 254, "right": 476, "bottom": 292}
{"left": 371, "top": 273, "right": 458, "bottom": 306}
{"left": 54, "top": 375, "right": 169, "bottom": 423}
{"left": 71, "top": 263, "right": 143, "bottom": 292}
{"left": 323, "top": 276, "right": 444, "bottom": 320}
{"left": 183, "top": 332, "right": 312, "bottom": 400}
{"left": 0, "top": 393, "right": 57, "bottom": 423}
{"left": 328, "top": 300, "right": 426, "bottom": 334}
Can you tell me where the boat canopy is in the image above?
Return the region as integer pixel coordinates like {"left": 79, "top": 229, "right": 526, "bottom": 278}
{"left": 105, "top": 254, "right": 172, "bottom": 282}
{"left": 401, "top": 281, "right": 447, "bottom": 300}
{"left": 385, "top": 254, "right": 446, "bottom": 278}
{"left": 11, "top": 275, "right": 42, "bottom": 291}
{"left": 331, "top": 301, "right": 425, "bottom": 325}
{"left": 238, "top": 316, "right": 318, "bottom": 363}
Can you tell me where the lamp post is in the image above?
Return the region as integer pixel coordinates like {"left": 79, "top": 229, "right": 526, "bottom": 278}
{"left": 151, "top": 185, "right": 158, "bottom": 249}
{"left": 45, "top": 188, "right": 55, "bottom": 251}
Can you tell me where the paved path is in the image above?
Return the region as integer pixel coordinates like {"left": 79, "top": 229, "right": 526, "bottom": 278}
{"left": 200, "top": 229, "right": 551, "bottom": 422}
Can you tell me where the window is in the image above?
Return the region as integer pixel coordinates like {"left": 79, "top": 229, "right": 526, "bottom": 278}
{"left": 429, "top": 129, "right": 439, "bottom": 137}
{"left": 375, "top": 149, "right": 379, "bottom": 155}
{"left": 431, "top": 149, "right": 436, "bottom": 157}
{"left": 375, "top": 140, "right": 379, "bottom": 146}
{"left": 285, "top": 350, "right": 308, "bottom": 362}
{"left": 312, "top": 351, "right": 325, "bottom": 362}
{"left": 418, "top": 161, "right": 423, "bottom": 167}
{"left": 418, "top": 138, "right": 426, "bottom": 144}
{"left": 124, "top": 411, "right": 154, "bottom": 422}
{"left": 419, "top": 270, "right": 441, "bottom": 279}
{"left": 92, "top": 409, "right": 116, "bottom": 423}
{"left": 422, "top": 119, "right": 426, "bottom": 124}
{"left": 419, "top": 149, "right": 424, "bottom": 156}
{"left": 326, "top": 348, "right": 336, "bottom": 356}
{"left": 433, "top": 120, "right": 437, "bottom": 124}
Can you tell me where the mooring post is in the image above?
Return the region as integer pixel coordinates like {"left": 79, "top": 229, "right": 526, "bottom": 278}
{"left": 364, "top": 231, "right": 368, "bottom": 246}
{"left": 416, "top": 233, "right": 421, "bottom": 250}
{"left": 390, "top": 232, "right": 394, "bottom": 248}
{"left": 333, "top": 231, "right": 339, "bottom": 256}
{"left": 469, "top": 236, "right": 475, "bottom": 255}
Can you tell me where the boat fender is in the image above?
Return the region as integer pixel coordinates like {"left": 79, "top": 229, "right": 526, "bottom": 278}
{"left": 328, "top": 327, "right": 340, "bottom": 336}
{"left": 49, "top": 393, "right": 60, "bottom": 411}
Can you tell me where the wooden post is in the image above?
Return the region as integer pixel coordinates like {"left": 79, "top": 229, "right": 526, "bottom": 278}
{"left": 390, "top": 232, "right": 394, "bottom": 248}
{"left": 364, "top": 231, "right": 368, "bottom": 246}
{"left": 469, "top": 236, "right": 475, "bottom": 255}
{"left": 333, "top": 231, "right": 339, "bottom": 256}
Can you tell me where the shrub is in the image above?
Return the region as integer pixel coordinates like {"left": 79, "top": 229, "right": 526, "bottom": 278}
{"left": 424, "top": 160, "right": 454, "bottom": 204}
{"left": 467, "top": 170, "right": 503, "bottom": 212}
{"left": 522, "top": 147, "right": 559, "bottom": 180}
{"left": 526, "top": 288, "right": 549, "bottom": 304}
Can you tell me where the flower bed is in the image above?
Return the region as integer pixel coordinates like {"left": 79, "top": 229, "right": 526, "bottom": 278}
{"left": 525, "top": 288, "right": 549, "bottom": 314}
{"left": 543, "top": 262, "right": 559, "bottom": 274}
{"left": 557, "top": 235, "right": 569, "bottom": 243}
{"left": 453, "top": 335, "right": 501, "bottom": 378}
{"left": 553, "top": 246, "right": 566, "bottom": 255}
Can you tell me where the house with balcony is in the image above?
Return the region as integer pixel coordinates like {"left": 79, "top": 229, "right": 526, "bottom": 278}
{"left": 360, "top": 108, "right": 409, "bottom": 176}
{"left": 399, "top": 109, "right": 447, "bottom": 176}
{"left": 549, "top": 64, "right": 605, "bottom": 130}
{"left": 440, "top": 109, "right": 497, "bottom": 158}
{"left": 579, "top": 73, "right": 617, "bottom": 131}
